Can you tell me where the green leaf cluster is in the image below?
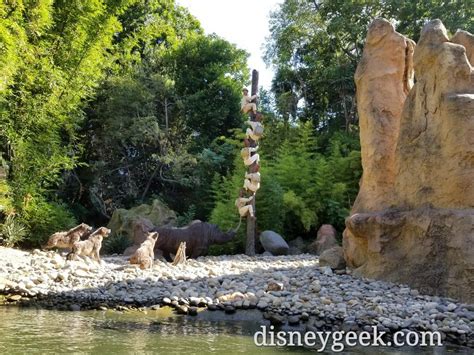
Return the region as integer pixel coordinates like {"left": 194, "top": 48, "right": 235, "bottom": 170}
{"left": 210, "top": 118, "right": 362, "bottom": 251}
{"left": 265, "top": 0, "right": 473, "bottom": 129}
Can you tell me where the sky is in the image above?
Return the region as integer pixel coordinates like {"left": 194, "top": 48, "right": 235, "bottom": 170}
{"left": 176, "top": 0, "right": 283, "bottom": 90}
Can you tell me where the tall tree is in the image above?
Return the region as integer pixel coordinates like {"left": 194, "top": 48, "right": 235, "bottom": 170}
{"left": 265, "top": 0, "right": 473, "bottom": 130}
{"left": 0, "top": 0, "right": 134, "bottom": 244}
{"left": 169, "top": 34, "right": 249, "bottom": 150}
{"left": 73, "top": 3, "right": 249, "bottom": 221}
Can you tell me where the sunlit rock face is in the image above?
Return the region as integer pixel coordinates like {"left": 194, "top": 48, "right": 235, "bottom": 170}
{"left": 351, "top": 18, "right": 415, "bottom": 213}
{"left": 344, "top": 19, "right": 474, "bottom": 303}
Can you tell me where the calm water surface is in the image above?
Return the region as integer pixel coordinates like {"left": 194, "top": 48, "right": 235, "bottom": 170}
{"left": 0, "top": 307, "right": 469, "bottom": 354}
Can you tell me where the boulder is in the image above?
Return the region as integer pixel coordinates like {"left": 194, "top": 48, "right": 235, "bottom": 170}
{"left": 308, "top": 224, "right": 338, "bottom": 255}
{"left": 259, "top": 231, "right": 289, "bottom": 255}
{"left": 343, "top": 19, "right": 474, "bottom": 303}
{"left": 107, "top": 199, "right": 176, "bottom": 255}
{"left": 107, "top": 199, "right": 176, "bottom": 237}
{"left": 287, "top": 236, "right": 306, "bottom": 255}
{"left": 319, "top": 246, "right": 346, "bottom": 270}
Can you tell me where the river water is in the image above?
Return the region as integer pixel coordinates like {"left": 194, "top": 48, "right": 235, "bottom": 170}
{"left": 0, "top": 306, "right": 470, "bottom": 354}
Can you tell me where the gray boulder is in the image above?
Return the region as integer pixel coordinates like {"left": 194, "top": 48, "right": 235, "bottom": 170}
{"left": 319, "top": 246, "right": 346, "bottom": 270}
{"left": 259, "top": 231, "right": 289, "bottom": 255}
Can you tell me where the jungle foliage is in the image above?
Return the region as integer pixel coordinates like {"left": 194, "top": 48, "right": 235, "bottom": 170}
{"left": 0, "top": 0, "right": 471, "bottom": 250}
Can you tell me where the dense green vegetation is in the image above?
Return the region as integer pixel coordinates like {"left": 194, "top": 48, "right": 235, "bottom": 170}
{"left": 0, "top": 0, "right": 472, "bottom": 251}
{"left": 265, "top": 0, "right": 473, "bottom": 130}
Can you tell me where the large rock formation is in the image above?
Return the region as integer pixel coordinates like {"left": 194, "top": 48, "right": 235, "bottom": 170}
{"left": 352, "top": 18, "right": 415, "bottom": 212}
{"left": 107, "top": 199, "right": 177, "bottom": 238}
{"left": 344, "top": 19, "right": 474, "bottom": 303}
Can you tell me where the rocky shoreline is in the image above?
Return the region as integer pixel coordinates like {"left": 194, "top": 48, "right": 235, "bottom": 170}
{"left": 0, "top": 247, "right": 473, "bottom": 348}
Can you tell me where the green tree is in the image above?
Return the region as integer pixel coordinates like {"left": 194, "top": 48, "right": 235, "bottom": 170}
{"left": 0, "top": 0, "right": 133, "bottom": 244}
{"left": 209, "top": 144, "right": 247, "bottom": 254}
{"left": 169, "top": 34, "right": 249, "bottom": 149}
{"left": 209, "top": 120, "right": 362, "bottom": 250}
{"left": 266, "top": 0, "right": 473, "bottom": 130}
{"left": 74, "top": 3, "right": 250, "bottom": 222}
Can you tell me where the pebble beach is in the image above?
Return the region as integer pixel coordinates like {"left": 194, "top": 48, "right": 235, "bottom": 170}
{"left": 0, "top": 247, "right": 473, "bottom": 347}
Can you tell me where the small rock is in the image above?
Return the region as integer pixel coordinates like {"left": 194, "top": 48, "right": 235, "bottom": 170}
{"left": 207, "top": 304, "right": 218, "bottom": 311}
{"left": 224, "top": 306, "right": 236, "bottom": 314}
{"left": 321, "top": 297, "right": 332, "bottom": 305}
{"left": 266, "top": 281, "right": 284, "bottom": 292}
{"left": 69, "top": 304, "right": 81, "bottom": 311}
{"left": 188, "top": 307, "right": 198, "bottom": 316}
{"left": 321, "top": 266, "right": 333, "bottom": 276}
{"left": 7, "top": 294, "right": 22, "bottom": 302}
{"left": 309, "top": 280, "right": 321, "bottom": 293}
{"left": 189, "top": 297, "right": 199, "bottom": 306}
{"left": 315, "top": 320, "right": 325, "bottom": 328}
{"left": 447, "top": 303, "right": 457, "bottom": 312}
{"left": 319, "top": 246, "right": 346, "bottom": 270}
{"left": 288, "top": 316, "right": 300, "bottom": 325}
{"left": 73, "top": 269, "right": 91, "bottom": 278}
{"left": 176, "top": 305, "right": 188, "bottom": 315}
{"left": 267, "top": 313, "right": 285, "bottom": 325}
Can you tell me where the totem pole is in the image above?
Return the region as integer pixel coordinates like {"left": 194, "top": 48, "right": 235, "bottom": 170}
{"left": 235, "top": 70, "right": 263, "bottom": 256}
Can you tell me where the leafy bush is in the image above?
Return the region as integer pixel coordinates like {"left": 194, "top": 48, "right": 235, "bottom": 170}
{"left": 0, "top": 214, "right": 27, "bottom": 247}
{"left": 19, "top": 196, "right": 77, "bottom": 247}
{"left": 209, "top": 150, "right": 247, "bottom": 254}
{"left": 102, "top": 232, "right": 132, "bottom": 255}
{"left": 176, "top": 204, "right": 197, "bottom": 227}
{"left": 209, "top": 121, "right": 362, "bottom": 253}
{"left": 0, "top": 181, "right": 14, "bottom": 216}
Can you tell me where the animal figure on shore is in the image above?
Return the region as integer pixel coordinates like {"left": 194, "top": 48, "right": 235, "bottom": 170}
{"left": 129, "top": 232, "right": 158, "bottom": 269}
{"left": 122, "top": 219, "right": 239, "bottom": 261}
{"left": 152, "top": 222, "right": 237, "bottom": 261}
{"left": 43, "top": 223, "right": 93, "bottom": 250}
{"left": 67, "top": 227, "right": 111, "bottom": 262}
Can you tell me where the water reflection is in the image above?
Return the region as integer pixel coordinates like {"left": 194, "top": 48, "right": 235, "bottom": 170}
{"left": 0, "top": 307, "right": 470, "bottom": 354}
{"left": 0, "top": 307, "right": 291, "bottom": 354}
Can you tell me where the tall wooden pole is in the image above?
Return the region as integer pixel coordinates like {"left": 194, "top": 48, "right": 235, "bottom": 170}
{"left": 245, "top": 70, "right": 259, "bottom": 256}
